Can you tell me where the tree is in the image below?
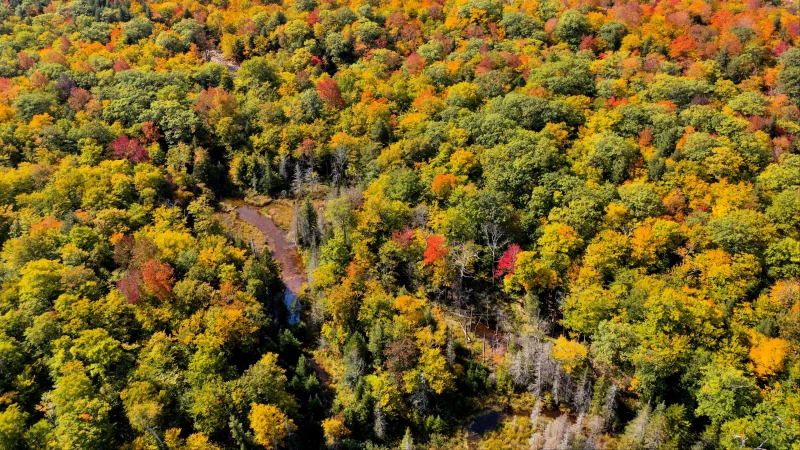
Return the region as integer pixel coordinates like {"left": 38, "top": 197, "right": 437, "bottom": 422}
{"left": 317, "top": 78, "right": 345, "bottom": 110}
{"left": 120, "top": 381, "right": 165, "bottom": 445}
{"left": 18, "top": 259, "right": 64, "bottom": 318}
{"left": 373, "top": 401, "right": 386, "bottom": 440}
{"left": 494, "top": 243, "right": 521, "bottom": 279}
{"left": 70, "top": 328, "right": 126, "bottom": 380}
{"left": 235, "top": 353, "right": 297, "bottom": 414}
{"left": 563, "top": 285, "right": 617, "bottom": 336}
{"left": 555, "top": 11, "right": 591, "bottom": 49}
{"left": 122, "top": 17, "right": 154, "bottom": 44}
{"left": 401, "top": 427, "right": 414, "bottom": 450}
{"left": 695, "top": 364, "right": 757, "bottom": 430}
{"left": 140, "top": 259, "right": 174, "bottom": 301}
{"left": 708, "top": 209, "right": 774, "bottom": 254}
{"left": 451, "top": 241, "right": 479, "bottom": 302}
{"left": 51, "top": 361, "right": 113, "bottom": 449}
{"left": 423, "top": 235, "right": 448, "bottom": 264}
{"left": 343, "top": 333, "right": 366, "bottom": 387}
{"left": 749, "top": 337, "right": 789, "bottom": 378}
{"left": 12, "top": 92, "right": 57, "bottom": 120}
{"left": 618, "top": 183, "right": 663, "bottom": 220}
{"left": 587, "top": 133, "right": 639, "bottom": 184}
{"left": 249, "top": 404, "right": 293, "bottom": 450}
{"left": 236, "top": 57, "right": 276, "bottom": 90}
{"left": 0, "top": 404, "right": 28, "bottom": 450}
{"left": 505, "top": 250, "right": 558, "bottom": 293}
{"left": 322, "top": 414, "right": 349, "bottom": 448}
{"left": 599, "top": 21, "right": 627, "bottom": 50}
{"left": 531, "top": 53, "right": 596, "bottom": 96}
{"left": 779, "top": 48, "right": 800, "bottom": 104}
{"left": 112, "top": 136, "right": 149, "bottom": 163}
{"left": 550, "top": 336, "right": 587, "bottom": 374}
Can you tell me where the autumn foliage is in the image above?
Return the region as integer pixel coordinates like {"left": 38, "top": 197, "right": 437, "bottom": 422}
{"left": 140, "top": 259, "right": 174, "bottom": 301}
{"left": 2, "top": 0, "right": 800, "bottom": 447}
{"left": 112, "top": 136, "right": 149, "bottom": 163}
{"left": 316, "top": 78, "right": 345, "bottom": 109}
{"left": 423, "top": 235, "right": 448, "bottom": 264}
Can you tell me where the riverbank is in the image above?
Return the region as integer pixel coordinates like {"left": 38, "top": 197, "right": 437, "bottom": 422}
{"left": 220, "top": 199, "right": 307, "bottom": 324}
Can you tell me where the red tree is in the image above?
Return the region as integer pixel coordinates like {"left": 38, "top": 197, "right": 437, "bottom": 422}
{"left": 141, "top": 259, "right": 175, "bottom": 301}
{"left": 117, "top": 270, "right": 141, "bottom": 304}
{"left": 112, "top": 136, "right": 149, "bottom": 163}
{"left": 424, "top": 235, "right": 448, "bottom": 264}
{"left": 17, "top": 52, "right": 35, "bottom": 71}
{"left": 113, "top": 58, "right": 130, "bottom": 72}
{"left": 405, "top": 52, "right": 425, "bottom": 75}
{"left": 317, "top": 78, "right": 345, "bottom": 109}
{"left": 494, "top": 244, "right": 521, "bottom": 278}
{"left": 392, "top": 226, "right": 415, "bottom": 248}
{"left": 59, "top": 36, "right": 72, "bottom": 53}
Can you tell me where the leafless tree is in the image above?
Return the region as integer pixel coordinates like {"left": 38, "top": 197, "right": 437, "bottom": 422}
{"left": 291, "top": 162, "right": 304, "bottom": 197}
{"left": 533, "top": 341, "right": 556, "bottom": 398}
{"left": 279, "top": 152, "right": 288, "bottom": 181}
{"left": 529, "top": 400, "right": 543, "bottom": 432}
{"left": 445, "top": 326, "right": 455, "bottom": 367}
{"left": 331, "top": 145, "right": 348, "bottom": 189}
{"left": 482, "top": 222, "right": 508, "bottom": 281}
{"left": 552, "top": 368, "right": 573, "bottom": 406}
{"left": 410, "top": 204, "right": 428, "bottom": 229}
{"left": 310, "top": 296, "right": 325, "bottom": 327}
{"left": 644, "top": 408, "right": 668, "bottom": 450}
{"left": 565, "top": 414, "right": 585, "bottom": 450}
{"left": 574, "top": 369, "right": 593, "bottom": 415}
{"left": 374, "top": 401, "right": 386, "bottom": 440}
{"left": 508, "top": 334, "right": 539, "bottom": 389}
{"left": 585, "top": 416, "right": 604, "bottom": 450}
{"left": 621, "top": 404, "right": 650, "bottom": 447}
{"left": 529, "top": 431, "right": 544, "bottom": 450}
{"left": 290, "top": 202, "right": 300, "bottom": 244}
{"left": 603, "top": 383, "right": 618, "bottom": 430}
{"left": 543, "top": 414, "right": 570, "bottom": 450}
{"left": 451, "top": 241, "right": 480, "bottom": 306}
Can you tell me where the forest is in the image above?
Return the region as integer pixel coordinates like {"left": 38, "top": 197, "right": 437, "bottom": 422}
{"left": 0, "top": 0, "right": 800, "bottom": 448}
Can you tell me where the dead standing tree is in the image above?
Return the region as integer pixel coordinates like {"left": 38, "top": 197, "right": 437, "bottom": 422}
{"left": 481, "top": 222, "right": 508, "bottom": 283}
{"left": 451, "top": 241, "right": 480, "bottom": 307}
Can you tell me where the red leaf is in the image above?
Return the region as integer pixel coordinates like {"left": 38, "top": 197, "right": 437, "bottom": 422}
{"left": 494, "top": 244, "right": 521, "bottom": 278}
{"left": 424, "top": 235, "right": 448, "bottom": 264}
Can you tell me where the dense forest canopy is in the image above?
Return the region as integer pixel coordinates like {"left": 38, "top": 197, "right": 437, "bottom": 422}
{"left": 0, "top": 0, "right": 800, "bottom": 448}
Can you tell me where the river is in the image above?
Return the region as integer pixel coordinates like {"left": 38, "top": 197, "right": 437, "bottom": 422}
{"left": 234, "top": 204, "right": 306, "bottom": 325}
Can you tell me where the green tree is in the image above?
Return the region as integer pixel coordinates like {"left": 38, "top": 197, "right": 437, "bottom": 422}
{"left": 779, "top": 47, "right": 800, "bottom": 104}
{"left": 51, "top": 361, "right": 113, "bottom": 450}
{"left": 708, "top": 209, "right": 775, "bottom": 254}
{"left": 599, "top": 20, "right": 627, "bottom": 50}
{"left": 618, "top": 183, "right": 663, "bottom": 220}
{"left": 695, "top": 364, "right": 757, "bottom": 430}
{"left": 0, "top": 404, "right": 28, "bottom": 450}
{"left": 122, "top": 17, "right": 154, "bottom": 44}
{"left": 586, "top": 133, "right": 639, "bottom": 184}
{"left": 555, "top": 10, "right": 590, "bottom": 49}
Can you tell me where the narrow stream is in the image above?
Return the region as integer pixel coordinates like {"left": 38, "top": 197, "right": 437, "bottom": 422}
{"left": 233, "top": 202, "right": 332, "bottom": 408}
{"left": 235, "top": 204, "right": 306, "bottom": 325}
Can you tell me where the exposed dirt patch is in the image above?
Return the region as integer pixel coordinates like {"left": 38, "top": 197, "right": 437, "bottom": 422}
{"left": 203, "top": 49, "right": 240, "bottom": 72}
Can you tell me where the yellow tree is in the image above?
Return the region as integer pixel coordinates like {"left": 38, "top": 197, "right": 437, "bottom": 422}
{"left": 321, "top": 414, "right": 350, "bottom": 448}
{"left": 249, "top": 404, "right": 293, "bottom": 450}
